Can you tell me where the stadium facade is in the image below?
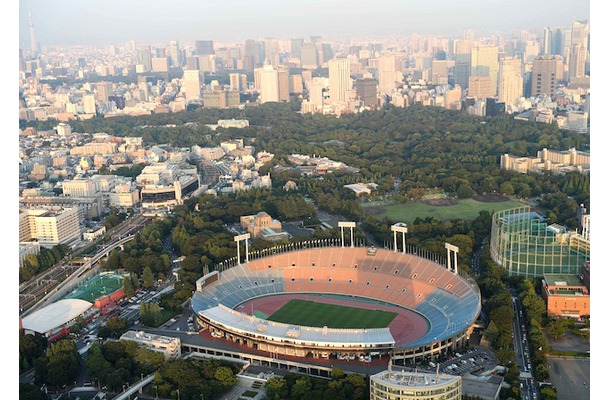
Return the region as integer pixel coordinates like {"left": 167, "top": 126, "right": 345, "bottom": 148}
{"left": 490, "top": 206, "right": 590, "bottom": 277}
{"left": 191, "top": 239, "right": 480, "bottom": 365}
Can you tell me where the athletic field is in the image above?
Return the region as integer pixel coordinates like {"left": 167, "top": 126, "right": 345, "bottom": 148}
{"left": 65, "top": 272, "right": 125, "bottom": 303}
{"left": 266, "top": 299, "right": 397, "bottom": 329}
{"left": 364, "top": 197, "right": 525, "bottom": 222}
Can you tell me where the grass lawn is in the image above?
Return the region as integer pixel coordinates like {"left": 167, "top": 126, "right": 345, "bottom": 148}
{"left": 266, "top": 299, "right": 397, "bottom": 329}
{"left": 363, "top": 198, "right": 525, "bottom": 222}
{"left": 241, "top": 390, "right": 258, "bottom": 398}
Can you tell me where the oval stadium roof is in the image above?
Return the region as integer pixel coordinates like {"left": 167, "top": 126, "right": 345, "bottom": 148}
{"left": 21, "top": 299, "right": 93, "bottom": 335}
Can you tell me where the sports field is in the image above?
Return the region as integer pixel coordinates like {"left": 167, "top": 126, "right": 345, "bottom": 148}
{"left": 65, "top": 272, "right": 124, "bottom": 303}
{"left": 364, "top": 197, "right": 525, "bottom": 222}
{"left": 266, "top": 299, "right": 397, "bottom": 329}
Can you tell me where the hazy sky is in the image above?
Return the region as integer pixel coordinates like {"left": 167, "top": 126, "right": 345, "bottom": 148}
{"left": 18, "top": 0, "right": 590, "bottom": 47}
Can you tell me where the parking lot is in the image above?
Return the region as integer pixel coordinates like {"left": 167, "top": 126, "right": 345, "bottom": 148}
{"left": 546, "top": 357, "right": 590, "bottom": 400}
{"left": 436, "top": 348, "right": 499, "bottom": 376}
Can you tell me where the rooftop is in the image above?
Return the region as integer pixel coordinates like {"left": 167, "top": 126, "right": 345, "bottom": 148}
{"left": 544, "top": 274, "right": 585, "bottom": 287}
{"left": 372, "top": 367, "right": 460, "bottom": 388}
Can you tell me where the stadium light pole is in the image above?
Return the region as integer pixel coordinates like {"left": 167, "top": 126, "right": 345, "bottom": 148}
{"left": 445, "top": 243, "right": 459, "bottom": 274}
{"left": 391, "top": 223, "right": 408, "bottom": 253}
{"left": 338, "top": 222, "right": 356, "bottom": 247}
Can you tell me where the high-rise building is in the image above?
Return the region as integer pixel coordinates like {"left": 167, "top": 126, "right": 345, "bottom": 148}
{"left": 524, "top": 41, "right": 541, "bottom": 63}
{"left": 185, "top": 56, "right": 199, "bottom": 71}
{"left": 291, "top": 38, "right": 304, "bottom": 59}
{"left": 195, "top": 40, "right": 214, "bottom": 55}
{"left": 470, "top": 45, "right": 499, "bottom": 96}
{"left": 355, "top": 78, "right": 378, "bottom": 107}
{"left": 431, "top": 60, "right": 448, "bottom": 85}
{"left": 137, "top": 45, "right": 152, "bottom": 71}
{"left": 454, "top": 40, "right": 474, "bottom": 89}
{"left": 542, "top": 28, "right": 553, "bottom": 55}
{"left": 20, "top": 208, "right": 81, "bottom": 248}
{"left": 28, "top": 3, "right": 37, "bottom": 58}
{"left": 498, "top": 57, "right": 523, "bottom": 106}
{"left": 95, "top": 82, "right": 113, "bottom": 102}
{"left": 264, "top": 38, "right": 280, "bottom": 67}
{"left": 138, "top": 76, "right": 150, "bottom": 102}
{"left": 257, "top": 62, "right": 280, "bottom": 103}
{"left": 328, "top": 58, "right": 351, "bottom": 103}
{"left": 152, "top": 57, "right": 169, "bottom": 72}
{"left": 301, "top": 43, "right": 319, "bottom": 68}
{"left": 553, "top": 28, "right": 564, "bottom": 56}
{"left": 183, "top": 70, "right": 202, "bottom": 100}
{"left": 168, "top": 40, "right": 181, "bottom": 67}
{"left": 378, "top": 55, "right": 401, "bottom": 96}
{"left": 244, "top": 39, "right": 262, "bottom": 69}
{"left": 571, "top": 20, "right": 589, "bottom": 49}
{"left": 531, "top": 56, "right": 563, "bottom": 97}
{"left": 468, "top": 76, "right": 493, "bottom": 99}
{"left": 229, "top": 73, "right": 241, "bottom": 91}
{"left": 278, "top": 67, "right": 290, "bottom": 102}
{"left": 307, "top": 78, "right": 325, "bottom": 110}
{"left": 83, "top": 94, "right": 96, "bottom": 114}
{"left": 568, "top": 45, "right": 587, "bottom": 79}
{"left": 289, "top": 74, "right": 304, "bottom": 94}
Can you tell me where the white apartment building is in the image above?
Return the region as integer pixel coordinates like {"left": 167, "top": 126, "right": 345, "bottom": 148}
{"left": 20, "top": 207, "right": 81, "bottom": 248}
{"left": 120, "top": 331, "right": 181, "bottom": 360}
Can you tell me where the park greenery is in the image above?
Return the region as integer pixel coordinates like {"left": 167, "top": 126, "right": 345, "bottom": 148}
{"left": 265, "top": 368, "right": 368, "bottom": 400}
{"left": 33, "top": 339, "right": 81, "bottom": 389}
{"left": 19, "top": 243, "right": 70, "bottom": 283}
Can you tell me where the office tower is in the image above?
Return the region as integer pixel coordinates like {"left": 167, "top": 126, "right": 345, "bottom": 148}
{"left": 571, "top": 20, "right": 589, "bottom": 48}
{"left": 138, "top": 76, "right": 150, "bottom": 101}
{"left": 301, "top": 43, "right": 319, "bottom": 68}
{"left": 278, "top": 67, "right": 290, "bottom": 101}
{"left": 95, "top": 82, "right": 113, "bottom": 102}
{"left": 355, "top": 78, "right": 378, "bottom": 107}
{"left": 83, "top": 94, "right": 96, "bottom": 114}
{"left": 168, "top": 40, "right": 181, "bottom": 67}
{"left": 378, "top": 55, "right": 401, "bottom": 96}
{"left": 195, "top": 40, "right": 214, "bottom": 55}
{"left": 542, "top": 28, "right": 553, "bottom": 55}
{"left": 431, "top": 60, "right": 448, "bottom": 85}
{"left": 328, "top": 58, "right": 351, "bottom": 103}
{"left": 240, "top": 74, "right": 248, "bottom": 92}
{"left": 470, "top": 45, "right": 499, "bottom": 96}
{"left": 310, "top": 36, "right": 322, "bottom": 44}
{"left": 289, "top": 74, "right": 304, "bottom": 94}
{"left": 28, "top": 3, "right": 37, "bottom": 58}
{"left": 568, "top": 45, "right": 587, "bottom": 78}
{"left": 498, "top": 57, "right": 523, "bottom": 106}
{"left": 244, "top": 39, "right": 262, "bottom": 69}
{"left": 524, "top": 41, "right": 541, "bottom": 63}
{"left": 264, "top": 38, "right": 280, "bottom": 67}
{"left": 185, "top": 56, "right": 199, "bottom": 70}
{"left": 137, "top": 45, "right": 152, "bottom": 71}
{"left": 257, "top": 62, "right": 279, "bottom": 103}
{"left": 553, "top": 28, "right": 564, "bottom": 56}
{"left": 291, "top": 38, "right": 304, "bottom": 59}
{"left": 468, "top": 76, "right": 493, "bottom": 99}
{"left": 198, "top": 55, "right": 216, "bottom": 73}
{"left": 229, "top": 73, "right": 241, "bottom": 91}
{"left": 308, "top": 78, "right": 325, "bottom": 109}
{"left": 454, "top": 39, "right": 474, "bottom": 89}
{"left": 322, "top": 43, "right": 333, "bottom": 63}
{"left": 152, "top": 57, "right": 169, "bottom": 72}
{"left": 183, "top": 70, "right": 202, "bottom": 100}
{"left": 531, "top": 56, "right": 563, "bottom": 97}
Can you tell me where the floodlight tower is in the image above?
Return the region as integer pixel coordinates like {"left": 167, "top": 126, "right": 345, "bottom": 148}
{"left": 234, "top": 233, "right": 251, "bottom": 264}
{"left": 445, "top": 243, "right": 459, "bottom": 274}
{"left": 391, "top": 223, "right": 408, "bottom": 252}
{"left": 338, "top": 221, "right": 356, "bottom": 247}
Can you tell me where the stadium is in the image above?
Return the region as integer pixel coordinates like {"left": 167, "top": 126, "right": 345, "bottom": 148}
{"left": 191, "top": 237, "right": 480, "bottom": 365}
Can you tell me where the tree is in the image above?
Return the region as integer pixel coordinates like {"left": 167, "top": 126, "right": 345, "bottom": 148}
{"left": 265, "top": 376, "right": 289, "bottom": 400}
{"left": 123, "top": 276, "right": 135, "bottom": 298}
{"left": 291, "top": 376, "right": 312, "bottom": 399}
{"left": 499, "top": 181, "right": 515, "bottom": 196}
{"left": 330, "top": 367, "right": 344, "bottom": 380}
{"left": 546, "top": 319, "right": 567, "bottom": 339}
{"left": 142, "top": 266, "right": 155, "bottom": 289}
{"left": 535, "top": 364, "right": 550, "bottom": 381}
{"left": 214, "top": 366, "right": 237, "bottom": 387}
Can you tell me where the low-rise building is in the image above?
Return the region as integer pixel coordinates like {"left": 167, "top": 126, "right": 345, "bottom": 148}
{"left": 120, "top": 330, "right": 181, "bottom": 359}
{"left": 240, "top": 212, "right": 290, "bottom": 242}
{"left": 370, "top": 365, "right": 462, "bottom": 400}
{"left": 542, "top": 272, "right": 590, "bottom": 318}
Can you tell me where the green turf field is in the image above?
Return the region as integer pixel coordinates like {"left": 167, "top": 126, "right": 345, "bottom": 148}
{"left": 266, "top": 299, "right": 397, "bottom": 329}
{"left": 363, "top": 198, "right": 525, "bottom": 222}
{"left": 65, "top": 272, "right": 124, "bottom": 302}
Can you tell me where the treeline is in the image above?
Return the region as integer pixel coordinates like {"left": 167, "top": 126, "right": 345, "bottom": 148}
{"left": 19, "top": 244, "right": 70, "bottom": 283}
{"left": 265, "top": 369, "right": 368, "bottom": 400}
{"left": 102, "top": 219, "right": 173, "bottom": 280}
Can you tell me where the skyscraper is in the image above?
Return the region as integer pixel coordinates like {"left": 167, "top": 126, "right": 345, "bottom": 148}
{"left": 378, "top": 55, "right": 401, "bottom": 96}
{"left": 552, "top": 28, "right": 564, "bottom": 56}
{"left": 301, "top": 43, "right": 319, "bottom": 68}
{"left": 95, "top": 82, "right": 114, "bottom": 102}
{"left": 542, "top": 28, "right": 553, "bottom": 55}
{"left": 470, "top": 45, "right": 499, "bottom": 96}
{"left": 355, "top": 78, "right": 378, "bottom": 107}
{"left": 291, "top": 38, "right": 304, "bottom": 59}
{"left": 454, "top": 39, "right": 474, "bottom": 89}
{"left": 498, "top": 57, "right": 523, "bottom": 106}
{"left": 28, "top": 2, "right": 37, "bottom": 58}
{"left": 195, "top": 40, "right": 215, "bottom": 55}
{"left": 278, "top": 67, "right": 290, "bottom": 102}
{"left": 431, "top": 60, "right": 448, "bottom": 85}
{"left": 468, "top": 76, "right": 493, "bottom": 99}
{"left": 168, "top": 40, "right": 181, "bottom": 67}
{"left": 257, "top": 62, "right": 279, "bottom": 103}
{"left": 137, "top": 45, "right": 152, "bottom": 71}
{"left": 570, "top": 20, "right": 589, "bottom": 48}
{"left": 328, "top": 58, "right": 351, "bottom": 103}
{"left": 531, "top": 56, "right": 563, "bottom": 97}
{"left": 264, "top": 38, "right": 280, "bottom": 67}
{"left": 183, "top": 70, "right": 202, "bottom": 100}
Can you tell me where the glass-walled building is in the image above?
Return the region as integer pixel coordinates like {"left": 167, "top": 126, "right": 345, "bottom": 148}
{"left": 490, "top": 206, "right": 590, "bottom": 277}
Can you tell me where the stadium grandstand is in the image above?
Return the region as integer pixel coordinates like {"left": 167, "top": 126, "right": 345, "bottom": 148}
{"left": 191, "top": 228, "right": 480, "bottom": 365}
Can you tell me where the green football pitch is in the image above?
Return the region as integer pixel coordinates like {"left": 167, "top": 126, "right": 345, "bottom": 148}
{"left": 266, "top": 299, "right": 397, "bottom": 329}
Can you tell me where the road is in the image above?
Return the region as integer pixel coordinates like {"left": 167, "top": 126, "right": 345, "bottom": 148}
{"left": 471, "top": 239, "right": 486, "bottom": 276}
{"left": 512, "top": 296, "right": 539, "bottom": 400}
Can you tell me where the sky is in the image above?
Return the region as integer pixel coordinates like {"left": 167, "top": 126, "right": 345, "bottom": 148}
{"left": 18, "top": 0, "right": 590, "bottom": 47}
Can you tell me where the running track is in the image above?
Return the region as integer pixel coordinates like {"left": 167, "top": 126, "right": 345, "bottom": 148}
{"left": 236, "top": 293, "right": 429, "bottom": 347}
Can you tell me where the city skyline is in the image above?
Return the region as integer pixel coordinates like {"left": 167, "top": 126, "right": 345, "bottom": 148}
{"left": 18, "top": 0, "right": 590, "bottom": 47}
